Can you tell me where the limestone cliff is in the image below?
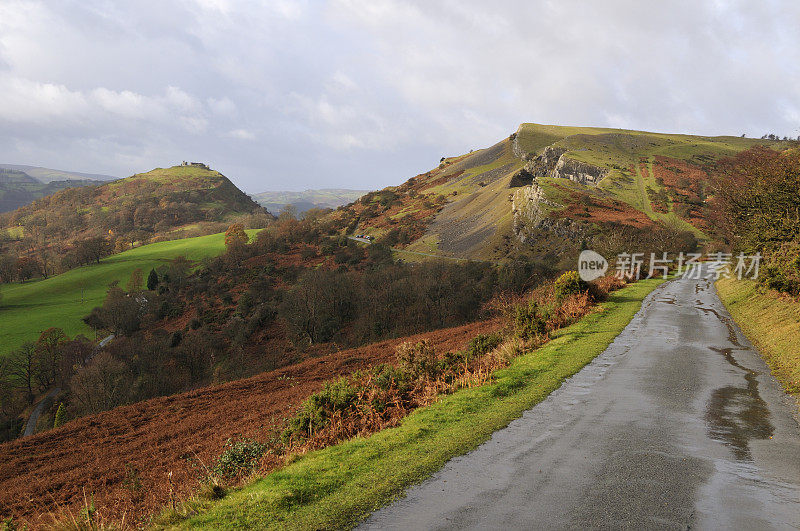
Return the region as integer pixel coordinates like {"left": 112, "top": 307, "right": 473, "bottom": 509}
{"left": 510, "top": 135, "right": 598, "bottom": 243}
{"left": 511, "top": 183, "right": 586, "bottom": 243}
{"left": 549, "top": 155, "right": 607, "bottom": 185}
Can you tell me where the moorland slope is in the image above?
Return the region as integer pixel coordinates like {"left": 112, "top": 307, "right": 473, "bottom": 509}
{"left": 333, "top": 124, "right": 787, "bottom": 263}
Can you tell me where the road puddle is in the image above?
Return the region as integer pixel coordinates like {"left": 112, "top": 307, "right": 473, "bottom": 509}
{"left": 705, "top": 347, "right": 774, "bottom": 460}
{"left": 696, "top": 306, "right": 743, "bottom": 347}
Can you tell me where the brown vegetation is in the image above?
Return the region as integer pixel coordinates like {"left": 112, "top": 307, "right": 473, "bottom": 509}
{"left": 1, "top": 268, "right": 626, "bottom": 527}
{"left": 651, "top": 156, "right": 710, "bottom": 228}
{"left": 0, "top": 319, "right": 501, "bottom": 527}
{"left": 558, "top": 188, "right": 656, "bottom": 227}
{"left": 711, "top": 146, "right": 800, "bottom": 296}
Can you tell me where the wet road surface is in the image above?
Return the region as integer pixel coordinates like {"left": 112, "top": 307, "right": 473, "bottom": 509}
{"left": 361, "top": 271, "right": 800, "bottom": 530}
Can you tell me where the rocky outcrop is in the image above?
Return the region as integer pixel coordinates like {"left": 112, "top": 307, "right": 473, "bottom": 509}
{"left": 529, "top": 146, "right": 606, "bottom": 186}
{"left": 549, "top": 156, "right": 606, "bottom": 185}
{"left": 531, "top": 146, "right": 567, "bottom": 179}
{"left": 509, "top": 168, "right": 534, "bottom": 187}
{"left": 510, "top": 135, "right": 596, "bottom": 244}
{"left": 511, "top": 183, "right": 547, "bottom": 229}
{"left": 511, "top": 182, "right": 576, "bottom": 243}
{"left": 512, "top": 133, "right": 607, "bottom": 187}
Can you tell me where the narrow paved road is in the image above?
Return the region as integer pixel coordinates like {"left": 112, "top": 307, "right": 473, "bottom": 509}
{"left": 362, "top": 270, "right": 800, "bottom": 530}
{"left": 23, "top": 387, "right": 59, "bottom": 437}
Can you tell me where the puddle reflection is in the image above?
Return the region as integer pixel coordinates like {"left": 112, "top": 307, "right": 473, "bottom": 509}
{"left": 705, "top": 347, "right": 774, "bottom": 460}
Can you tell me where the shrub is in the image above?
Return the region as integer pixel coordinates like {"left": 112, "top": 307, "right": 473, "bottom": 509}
{"left": 53, "top": 402, "right": 66, "bottom": 429}
{"left": 760, "top": 242, "right": 800, "bottom": 297}
{"left": 587, "top": 275, "right": 626, "bottom": 301}
{"left": 235, "top": 292, "right": 253, "bottom": 317}
{"left": 548, "top": 292, "right": 592, "bottom": 330}
{"left": 210, "top": 438, "right": 266, "bottom": 481}
{"left": 282, "top": 378, "right": 358, "bottom": 444}
{"left": 442, "top": 349, "right": 469, "bottom": 369}
{"left": 78, "top": 495, "right": 97, "bottom": 526}
{"left": 196, "top": 482, "right": 227, "bottom": 501}
{"left": 167, "top": 331, "right": 183, "bottom": 349}
{"left": 372, "top": 363, "right": 410, "bottom": 391}
{"left": 396, "top": 340, "right": 440, "bottom": 379}
{"left": 146, "top": 268, "right": 159, "bottom": 291}
{"left": 467, "top": 333, "right": 502, "bottom": 359}
{"left": 514, "top": 300, "right": 549, "bottom": 340}
{"left": 493, "top": 337, "right": 523, "bottom": 365}
{"left": 122, "top": 463, "right": 142, "bottom": 492}
{"left": 554, "top": 271, "right": 587, "bottom": 302}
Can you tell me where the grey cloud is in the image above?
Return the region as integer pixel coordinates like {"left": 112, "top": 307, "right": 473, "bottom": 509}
{"left": 0, "top": 0, "right": 798, "bottom": 193}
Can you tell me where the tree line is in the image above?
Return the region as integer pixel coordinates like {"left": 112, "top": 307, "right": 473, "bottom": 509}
{"left": 0, "top": 210, "right": 554, "bottom": 439}
{"left": 712, "top": 146, "right": 800, "bottom": 296}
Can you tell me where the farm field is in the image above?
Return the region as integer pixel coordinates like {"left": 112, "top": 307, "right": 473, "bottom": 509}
{"left": 0, "top": 230, "right": 258, "bottom": 356}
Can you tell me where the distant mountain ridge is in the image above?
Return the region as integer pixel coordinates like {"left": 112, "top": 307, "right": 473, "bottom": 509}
{"left": 0, "top": 165, "right": 109, "bottom": 213}
{"left": 0, "top": 164, "right": 115, "bottom": 183}
{"left": 252, "top": 188, "right": 367, "bottom": 215}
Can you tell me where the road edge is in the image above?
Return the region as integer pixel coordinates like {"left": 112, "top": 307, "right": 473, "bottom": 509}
{"left": 716, "top": 277, "right": 800, "bottom": 413}
{"left": 168, "top": 277, "right": 669, "bottom": 530}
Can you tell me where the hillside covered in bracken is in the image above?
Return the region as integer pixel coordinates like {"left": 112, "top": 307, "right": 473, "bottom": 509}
{"left": 0, "top": 124, "right": 798, "bottom": 528}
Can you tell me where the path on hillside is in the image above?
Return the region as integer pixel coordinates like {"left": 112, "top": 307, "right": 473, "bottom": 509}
{"left": 362, "top": 269, "right": 800, "bottom": 529}
{"left": 23, "top": 388, "right": 59, "bottom": 437}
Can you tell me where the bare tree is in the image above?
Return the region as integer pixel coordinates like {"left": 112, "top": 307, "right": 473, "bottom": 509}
{"left": 69, "top": 351, "right": 130, "bottom": 415}
{"left": 8, "top": 343, "right": 39, "bottom": 403}
{"left": 126, "top": 268, "right": 144, "bottom": 292}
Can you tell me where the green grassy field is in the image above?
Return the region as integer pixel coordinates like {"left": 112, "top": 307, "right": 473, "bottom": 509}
{"left": 106, "top": 165, "right": 222, "bottom": 188}
{"left": 0, "top": 230, "right": 257, "bottom": 356}
{"left": 161, "top": 276, "right": 667, "bottom": 529}
{"left": 517, "top": 122, "right": 781, "bottom": 169}
{"left": 717, "top": 278, "right": 800, "bottom": 402}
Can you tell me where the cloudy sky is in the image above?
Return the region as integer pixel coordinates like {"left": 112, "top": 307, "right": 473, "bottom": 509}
{"left": 0, "top": 0, "right": 798, "bottom": 193}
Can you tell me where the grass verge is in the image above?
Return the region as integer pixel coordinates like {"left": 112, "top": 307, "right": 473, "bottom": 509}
{"left": 716, "top": 278, "right": 800, "bottom": 402}
{"left": 163, "top": 276, "right": 667, "bottom": 530}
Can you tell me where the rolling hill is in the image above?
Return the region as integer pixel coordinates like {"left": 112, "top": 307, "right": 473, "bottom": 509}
{"left": 252, "top": 188, "right": 368, "bottom": 215}
{"left": 0, "top": 163, "right": 115, "bottom": 183}
{"left": 0, "top": 163, "right": 266, "bottom": 258}
{"left": 0, "top": 166, "right": 108, "bottom": 213}
{"left": 332, "top": 123, "right": 790, "bottom": 262}
{"left": 0, "top": 229, "right": 259, "bottom": 356}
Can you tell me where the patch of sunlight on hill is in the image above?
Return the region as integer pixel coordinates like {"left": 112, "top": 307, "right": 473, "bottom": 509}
{"left": 0, "top": 230, "right": 259, "bottom": 356}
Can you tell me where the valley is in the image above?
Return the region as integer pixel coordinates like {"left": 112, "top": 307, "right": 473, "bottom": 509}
{"left": 0, "top": 124, "right": 798, "bottom": 529}
{"left": 252, "top": 189, "right": 368, "bottom": 215}
{"left": 0, "top": 166, "right": 105, "bottom": 214}
{"left": 2, "top": 4, "right": 799, "bottom": 529}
